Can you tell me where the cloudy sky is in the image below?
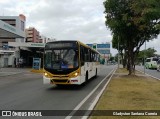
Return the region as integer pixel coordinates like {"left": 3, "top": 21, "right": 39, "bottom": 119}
{"left": 0, "top": 0, "right": 159, "bottom": 55}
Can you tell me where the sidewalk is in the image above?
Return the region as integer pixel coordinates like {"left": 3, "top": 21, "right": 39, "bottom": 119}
{"left": 0, "top": 68, "right": 31, "bottom": 77}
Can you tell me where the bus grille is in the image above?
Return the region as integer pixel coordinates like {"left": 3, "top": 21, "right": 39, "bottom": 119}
{"left": 52, "top": 79, "right": 68, "bottom": 83}
{"left": 53, "top": 76, "right": 68, "bottom": 78}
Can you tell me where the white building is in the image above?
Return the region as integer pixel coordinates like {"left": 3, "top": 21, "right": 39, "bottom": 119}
{"left": 0, "top": 14, "right": 26, "bottom": 67}
{"left": 39, "top": 35, "right": 56, "bottom": 43}
{"left": 0, "top": 14, "right": 56, "bottom": 67}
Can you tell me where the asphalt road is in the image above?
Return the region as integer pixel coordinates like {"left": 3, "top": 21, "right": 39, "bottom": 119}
{"left": 136, "top": 65, "right": 160, "bottom": 79}
{"left": 0, "top": 65, "right": 116, "bottom": 119}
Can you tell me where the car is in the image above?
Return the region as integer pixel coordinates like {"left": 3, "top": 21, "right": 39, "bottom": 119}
{"left": 157, "top": 59, "right": 160, "bottom": 71}
{"left": 145, "top": 57, "right": 159, "bottom": 69}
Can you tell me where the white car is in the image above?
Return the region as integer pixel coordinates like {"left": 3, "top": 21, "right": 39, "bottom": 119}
{"left": 145, "top": 57, "right": 158, "bottom": 69}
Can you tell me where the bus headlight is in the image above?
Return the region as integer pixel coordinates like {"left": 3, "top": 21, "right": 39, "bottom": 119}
{"left": 70, "top": 71, "right": 80, "bottom": 78}
{"left": 72, "top": 72, "right": 79, "bottom": 77}
{"left": 44, "top": 72, "right": 48, "bottom": 77}
{"left": 74, "top": 72, "right": 78, "bottom": 76}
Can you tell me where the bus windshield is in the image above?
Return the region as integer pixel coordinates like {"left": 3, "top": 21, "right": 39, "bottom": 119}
{"left": 44, "top": 49, "right": 78, "bottom": 70}
{"left": 146, "top": 59, "right": 151, "bottom": 62}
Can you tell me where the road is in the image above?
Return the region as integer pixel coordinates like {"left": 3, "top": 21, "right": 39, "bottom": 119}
{"left": 136, "top": 65, "right": 160, "bottom": 79}
{"left": 0, "top": 65, "right": 116, "bottom": 119}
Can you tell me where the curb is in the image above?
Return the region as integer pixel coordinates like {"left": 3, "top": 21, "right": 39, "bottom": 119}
{"left": 136, "top": 69, "right": 160, "bottom": 80}
{"left": 81, "top": 68, "right": 117, "bottom": 119}
{"left": 30, "top": 69, "right": 43, "bottom": 73}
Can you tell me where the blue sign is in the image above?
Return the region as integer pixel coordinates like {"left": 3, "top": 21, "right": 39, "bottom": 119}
{"left": 97, "top": 44, "right": 110, "bottom": 48}
{"left": 2, "top": 44, "right": 9, "bottom": 50}
{"left": 97, "top": 50, "right": 110, "bottom": 54}
{"left": 87, "top": 44, "right": 93, "bottom": 48}
{"left": 33, "top": 58, "right": 41, "bottom": 70}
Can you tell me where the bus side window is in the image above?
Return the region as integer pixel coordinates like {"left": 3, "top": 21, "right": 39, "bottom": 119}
{"left": 92, "top": 51, "right": 96, "bottom": 62}
{"left": 88, "top": 49, "right": 91, "bottom": 62}
{"left": 90, "top": 51, "right": 93, "bottom": 62}
{"left": 94, "top": 53, "right": 97, "bottom": 61}
{"left": 84, "top": 48, "right": 90, "bottom": 62}
{"left": 84, "top": 48, "right": 87, "bottom": 61}
{"left": 80, "top": 46, "right": 85, "bottom": 66}
{"left": 97, "top": 54, "right": 100, "bottom": 62}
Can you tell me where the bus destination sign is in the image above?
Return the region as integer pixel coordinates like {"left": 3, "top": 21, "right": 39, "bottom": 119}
{"left": 45, "top": 42, "right": 76, "bottom": 49}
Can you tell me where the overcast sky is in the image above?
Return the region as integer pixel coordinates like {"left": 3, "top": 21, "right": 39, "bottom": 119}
{"left": 0, "top": 0, "right": 159, "bottom": 55}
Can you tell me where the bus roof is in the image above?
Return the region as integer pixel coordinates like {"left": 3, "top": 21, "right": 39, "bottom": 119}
{"left": 77, "top": 41, "right": 101, "bottom": 54}
{"left": 46, "top": 40, "right": 100, "bottom": 54}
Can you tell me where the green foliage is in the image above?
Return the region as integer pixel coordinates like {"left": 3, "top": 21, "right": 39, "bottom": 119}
{"left": 109, "top": 56, "right": 114, "bottom": 61}
{"left": 114, "top": 54, "right": 118, "bottom": 62}
{"left": 103, "top": 0, "right": 160, "bottom": 74}
{"left": 138, "top": 48, "right": 157, "bottom": 59}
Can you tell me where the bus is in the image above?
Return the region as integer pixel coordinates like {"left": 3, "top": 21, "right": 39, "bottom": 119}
{"left": 43, "top": 40, "right": 101, "bottom": 85}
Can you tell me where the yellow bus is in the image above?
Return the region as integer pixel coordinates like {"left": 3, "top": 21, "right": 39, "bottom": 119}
{"left": 43, "top": 40, "right": 101, "bottom": 85}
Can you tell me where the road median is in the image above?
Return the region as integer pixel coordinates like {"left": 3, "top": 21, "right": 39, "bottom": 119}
{"left": 89, "top": 68, "right": 160, "bottom": 119}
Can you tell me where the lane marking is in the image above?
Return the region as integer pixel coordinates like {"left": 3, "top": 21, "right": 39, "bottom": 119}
{"left": 65, "top": 68, "right": 115, "bottom": 119}
{"left": 81, "top": 68, "right": 116, "bottom": 119}
{"left": 136, "top": 69, "right": 160, "bottom": 80}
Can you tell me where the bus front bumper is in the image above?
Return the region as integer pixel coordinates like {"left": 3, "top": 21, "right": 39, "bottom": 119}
{"left": 43, "top": 75, "right": 81, "bottom": 85}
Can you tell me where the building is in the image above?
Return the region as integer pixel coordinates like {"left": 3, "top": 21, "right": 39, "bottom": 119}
{"left": 9, "top": 33, "right": 56, "bottom": 67}
{"left": 39, "top": 35, "right": 56, "bottom": 43}
{"left": 0, "top": 14, "right": 56, "bottom": 67}
{"left": 25, "top": 27, "right": 41, "bottom": 43}
{"left": 0, "top": 14, "right": 26, "bottom": 67}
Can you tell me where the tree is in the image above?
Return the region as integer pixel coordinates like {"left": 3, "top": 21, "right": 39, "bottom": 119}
{"left": 104, "top": 0, "right": 160, "bottom": 75}
{"left": 112, "top": 34, "right": 128, "bottom": 68}
{"left": 144, "top": 48, "right": 157, "bottom": 58}
{"left": 109, "top": 56, "right": 114, "bottom": 61}
{"left": 114, "top": 53, "right": 118, "bottom": 62}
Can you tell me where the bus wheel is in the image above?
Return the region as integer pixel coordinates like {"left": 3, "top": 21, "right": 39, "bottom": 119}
{"left": 95, "top": 69, "right": 97, "bottom": 78}
{"left": 85, "top": 72, "right": 88, "bottom": 83}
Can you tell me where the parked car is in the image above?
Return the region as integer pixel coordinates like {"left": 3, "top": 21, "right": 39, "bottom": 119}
{"left": 145, "top": 57, "right": 159, "bottom": 69}
{"left": 157, "top": 59, "right": 160, "bottom": 71}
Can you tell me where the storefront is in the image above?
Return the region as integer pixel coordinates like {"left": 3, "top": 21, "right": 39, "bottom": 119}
{"left": 8, "top": 42, "right": 45, "bottom": 67}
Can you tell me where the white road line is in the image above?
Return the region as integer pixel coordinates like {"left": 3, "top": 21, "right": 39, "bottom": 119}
{"left": 136, "top": 69, "right": 160, "bottom": 80}
{"left": 65, "top": 68, "right": 115, "bottom": 119}
{"left": 136, "top": 69, "right": 148, "bottom": 75}
{"left": 81, "top": 68, "right": 116, "bottom": 119}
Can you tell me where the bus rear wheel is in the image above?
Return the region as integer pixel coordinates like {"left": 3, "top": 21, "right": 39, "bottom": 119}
{"left": 85, "top": 72, "right": 88, "bottom": 83}
{"left": 95, "top": 69, "right": 97, "bottom": 78}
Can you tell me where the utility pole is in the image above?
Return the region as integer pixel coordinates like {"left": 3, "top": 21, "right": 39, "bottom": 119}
{"left": 144, "top": 40, "right": 146, "bottom": 74}
{"left": 118, "top": 41, "right": 120, "bottom": 69}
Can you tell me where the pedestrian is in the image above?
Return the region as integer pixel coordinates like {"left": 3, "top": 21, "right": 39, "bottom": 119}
{"left": 19, "top": 58, "right": 23, "bottom": 68}
{"left": 14, "top": 58, "right": 16, "bottom": 68}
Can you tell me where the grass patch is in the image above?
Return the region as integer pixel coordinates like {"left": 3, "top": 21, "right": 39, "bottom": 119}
{"left": 90, "top": 72, "right": 160, "bottom": 119}
{"left": 116, "top": 68, "right": 143, "bottom": 74}
{"left": 116, "top": 68, "right": 128, "bottom": 73}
